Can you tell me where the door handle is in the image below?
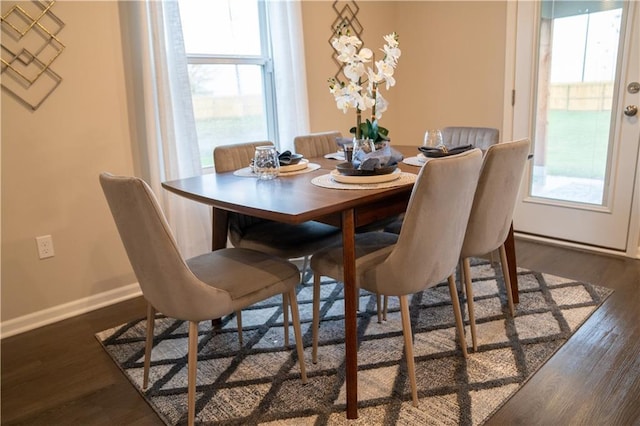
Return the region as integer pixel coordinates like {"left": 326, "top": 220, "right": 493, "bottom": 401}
{"left": 624, "top": 105, "right": 638, "bottom": 117}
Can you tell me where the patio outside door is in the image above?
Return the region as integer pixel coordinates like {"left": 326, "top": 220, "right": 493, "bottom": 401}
{"left": 508, "top": 0, "right": 640, "bottom": 253}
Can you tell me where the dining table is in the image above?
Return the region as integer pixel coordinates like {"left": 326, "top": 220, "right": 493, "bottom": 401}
{"left": 161, "top": 144, "right": 521, "bottom": 419}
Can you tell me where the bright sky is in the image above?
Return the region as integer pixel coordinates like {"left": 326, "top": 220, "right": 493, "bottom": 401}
{"left": 550, "top": 8, "right": 622, "bottom": 83}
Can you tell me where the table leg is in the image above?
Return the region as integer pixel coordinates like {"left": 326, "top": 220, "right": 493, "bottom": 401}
{"left": 212, "top": 208, "right": 229, "bottom": 328}
{"left": 212, "top": 208, "right": 229, "bottom": 251}
{"left": 504, "top": 222, "right": 519, "bottom": 304}
{"left": 342, "top": 209, "right": 358, "bottom": 419}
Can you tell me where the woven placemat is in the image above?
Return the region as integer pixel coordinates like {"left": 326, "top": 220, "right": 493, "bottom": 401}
{"left": 233, "top": 163, "right": 322, "bottom": 177}
{"left": 311, "top": 171, "right": 417, "bottom": 190}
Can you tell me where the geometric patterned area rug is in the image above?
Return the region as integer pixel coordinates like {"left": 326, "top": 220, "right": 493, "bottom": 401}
{"left": 96, "top": 259, "right": 612, "bottom": 425}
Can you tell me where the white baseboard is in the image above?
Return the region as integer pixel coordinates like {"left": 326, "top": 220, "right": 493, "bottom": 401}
{"left": 0, "top": 282, "right": 142, "bottom": 339}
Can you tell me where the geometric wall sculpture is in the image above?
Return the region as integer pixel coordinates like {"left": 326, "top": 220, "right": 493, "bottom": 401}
{"left": 329, "top": 0, "right": 362, "bottom": 81}
{"left": 1, "top": 0, "right": 65, "bottom": 111}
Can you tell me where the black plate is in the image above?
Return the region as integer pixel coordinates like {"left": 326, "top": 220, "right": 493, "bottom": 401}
{"left": 279, "top": 153, "right": 304, "bottom": 166}
{"left": 336, "top": 162, "right": 397, "bottom": 176}
{"left": 418, "top": 144, "right": 474, "bottom": 158}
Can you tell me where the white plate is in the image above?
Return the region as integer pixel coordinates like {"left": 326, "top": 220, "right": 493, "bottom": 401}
{"left": 330, "top": 168, "right": 401, "bottom": 184}
{"left": 324, "top": 152, "right": 345, "bottom": 160}
{"left": 417, "top": 152, "right": 428, "bottom": 162}
{"left": 279, "top": 158, "right": 309, "bottom": 173}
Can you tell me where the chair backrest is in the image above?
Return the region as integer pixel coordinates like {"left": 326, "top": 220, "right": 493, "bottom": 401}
{"left": 442, "top": 126, "right": 499, "bottom": 151}
{"left": 214, "top": 141, "right": 273, "bottom": 173}
{"left": 460, "top": 138, "right": 531, "bottom": 258}
{"left": 294, "top": 131, "right": 342, "bottom": 158}
{"left": 365, "top": 149, "right": 483, "bottom": 296}
{"left": 213, "top": 141, "right": 274, "bottom": 233}
{"left": 99, "top": 173, "right": 232, "bottom": 321}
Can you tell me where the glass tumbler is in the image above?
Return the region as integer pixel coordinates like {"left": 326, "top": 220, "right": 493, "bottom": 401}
{"left": 254, "top": 146, "right": 280, "bottom": 180}
{"left": 423, "top": 129, "right": 445, "bottom": 150}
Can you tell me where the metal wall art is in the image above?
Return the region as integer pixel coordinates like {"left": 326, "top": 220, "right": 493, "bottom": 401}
{"left": 330, "top": 0, "right": 362, "bottom": 81}
{"left": 1, "top": 0, "right": 65, "bottom": 111}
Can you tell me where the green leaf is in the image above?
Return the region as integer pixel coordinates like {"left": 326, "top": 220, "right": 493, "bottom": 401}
{"left": 350, "top": 120, "right": 390, "bottom": 142}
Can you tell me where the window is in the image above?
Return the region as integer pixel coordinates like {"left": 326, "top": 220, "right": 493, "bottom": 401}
{"left": 178, "top": 0, "right": 277, "bottom": 168}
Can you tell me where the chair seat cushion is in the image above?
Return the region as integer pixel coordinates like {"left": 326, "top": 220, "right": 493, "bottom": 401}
{"left": 355, "top": 215, "right": 402, "bottom": 233}
{"left": 230, "top": 220, "right": 342, "bottom": 259}
{"left": 310, "top": 232, "right": 398, "bottom": 286}
{"left": 187, "top": 248, "right": 300, "bottom": 311}
{"left": 382, "top": 217, "right": 403, "bottom": 234}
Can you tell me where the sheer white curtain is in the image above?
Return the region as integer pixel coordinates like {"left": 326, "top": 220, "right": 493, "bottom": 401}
{"left": 120, "top": 1, "right": 210, "bottom": 258}
{"left": 268, "top": 1, "right": 310, "bottom": 152}
{"left": 120, "top": 0, "right": 308, "bottom": 256}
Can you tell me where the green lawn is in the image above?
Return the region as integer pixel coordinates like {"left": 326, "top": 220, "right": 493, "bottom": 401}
{"left": 544, "top": 110, "right": 611, "bottom": 179}
{"left": 195, "top": 116, "right": 266, "bottom": 168}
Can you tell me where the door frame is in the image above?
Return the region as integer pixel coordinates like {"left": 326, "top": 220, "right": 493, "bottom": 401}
{"left": 502, "top": 0, "right": 640, "bottom": 259}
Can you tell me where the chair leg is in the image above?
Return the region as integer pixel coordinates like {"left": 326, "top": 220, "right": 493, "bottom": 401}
{"left": 143, "top": 303, "right": 156, "bottom": 390}
{"left": 448, "top": 275, "right": 469, "bottom": 358}
{"left": 312, "top": 272, "right": 321, "bottom": 364}
{"left": 499, "top": 244, "right": 516, "bottom": 316}
{"left": 283, "top": 293, "right": 290, "bottom": 346}
{"left": 288, "top": 288, "right": 308, "bottom": 383}
{"left": 458, "top": 259, "right": 466, "bottom": 297}
{"left": 383, "top": 295, "right": 388, "bottom": 321}
{"left": 301, "top": 255, "right": 311, "bottom": 284}
{"left": 462, "top": 258, "right": 477, "bottom": 352}
{"left": 187, "top": 321, "right": 199, "bottom": 426}
{"left": 376, "top": 294, "right": 389, "bottom": 322}
{"left": 236, "top": 311, "right": 243, "bottom": 348}
{"left": 399, "top": 295, "right": 418, "bottom": 407}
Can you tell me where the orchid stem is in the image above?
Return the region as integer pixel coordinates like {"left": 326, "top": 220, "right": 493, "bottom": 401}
{"left": 371, "top": 83, "right": 378, "bottom": 124}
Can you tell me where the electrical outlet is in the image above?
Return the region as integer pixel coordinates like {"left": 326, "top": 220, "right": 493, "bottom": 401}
{"left": 36, "top": 235, "right": 55, "bottom": 259}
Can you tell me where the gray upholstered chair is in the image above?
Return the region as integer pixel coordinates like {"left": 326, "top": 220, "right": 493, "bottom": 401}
{"left": 310, "top": 149, "right": 483, "bottom": 406}
{"left": 100, "top": 173, "right": 307, "bottom": 426}
{"left": 294, "top": 130, "right": 342, "bottom": 158}
{"left": 459, "top": 138, "right": 531, "bottom": 351}
{"left": 442, "top": 126, "right": 500, "bottom": 151}
{"left": 214, "top": 141, "right": 342, "bottom": 264}
{"left": 384, "top": 126, "right": 499, "bottom": 237}
{"left": 214, "top": 141, "right": 342, "bottom": 343}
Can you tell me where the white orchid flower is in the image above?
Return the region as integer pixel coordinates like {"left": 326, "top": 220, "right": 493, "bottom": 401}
{"left": 346, "top": 35, "right": 362, "bottom": 46}
{"left": 345, "top": 80, "right": 362, "bottom": 96}
{"left": 375, "top": 60, "right": 396, "bottom": 89}
{"left": 336, "top": 96, "right": 354, "bottom": 113}
{"left": 332, "top": 35, "right": 360, "bottom": 51}
{"left": 329, "top": 31, "right": 399, "bottom": 132}
{"left": 357, "top": 47, "right": 373, "bottom": 62}
{"left": 374, "top": 93, "right": 388, "bottom": 119}
{"left": 382, "top": 45, "right": 401, "bottom": 64}
{"left": 357, "top": 93, "right": 376, "bottom": 111}
{"left": 383, "top": 33, "right": 399, "bottom": 48}
{"left": 344, "top": 62, "right": 366, "bottom": 82}
{"left": 337, "top": 44, "right": 359, "bottom": 63}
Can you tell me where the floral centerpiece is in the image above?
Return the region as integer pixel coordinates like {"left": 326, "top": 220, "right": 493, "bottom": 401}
{"left": 328, "top": 26, "right": 401, "bottom": 146}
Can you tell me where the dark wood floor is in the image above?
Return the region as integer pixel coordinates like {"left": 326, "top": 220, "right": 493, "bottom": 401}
{"left": 2, "top": 240, "right": 639, "bottom": 425}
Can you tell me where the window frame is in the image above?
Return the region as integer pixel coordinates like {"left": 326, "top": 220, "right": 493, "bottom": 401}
{"left": 182, "top": 1, "right": 278, "bottom": 171}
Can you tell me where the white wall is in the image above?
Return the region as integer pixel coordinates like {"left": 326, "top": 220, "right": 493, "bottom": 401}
{"left": 1, "top": 1, "right": 138, "bottom": 335}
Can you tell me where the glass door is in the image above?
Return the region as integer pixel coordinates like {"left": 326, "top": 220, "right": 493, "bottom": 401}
{"left": 510, "top": 0, "right": 640, "bottom": 252}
